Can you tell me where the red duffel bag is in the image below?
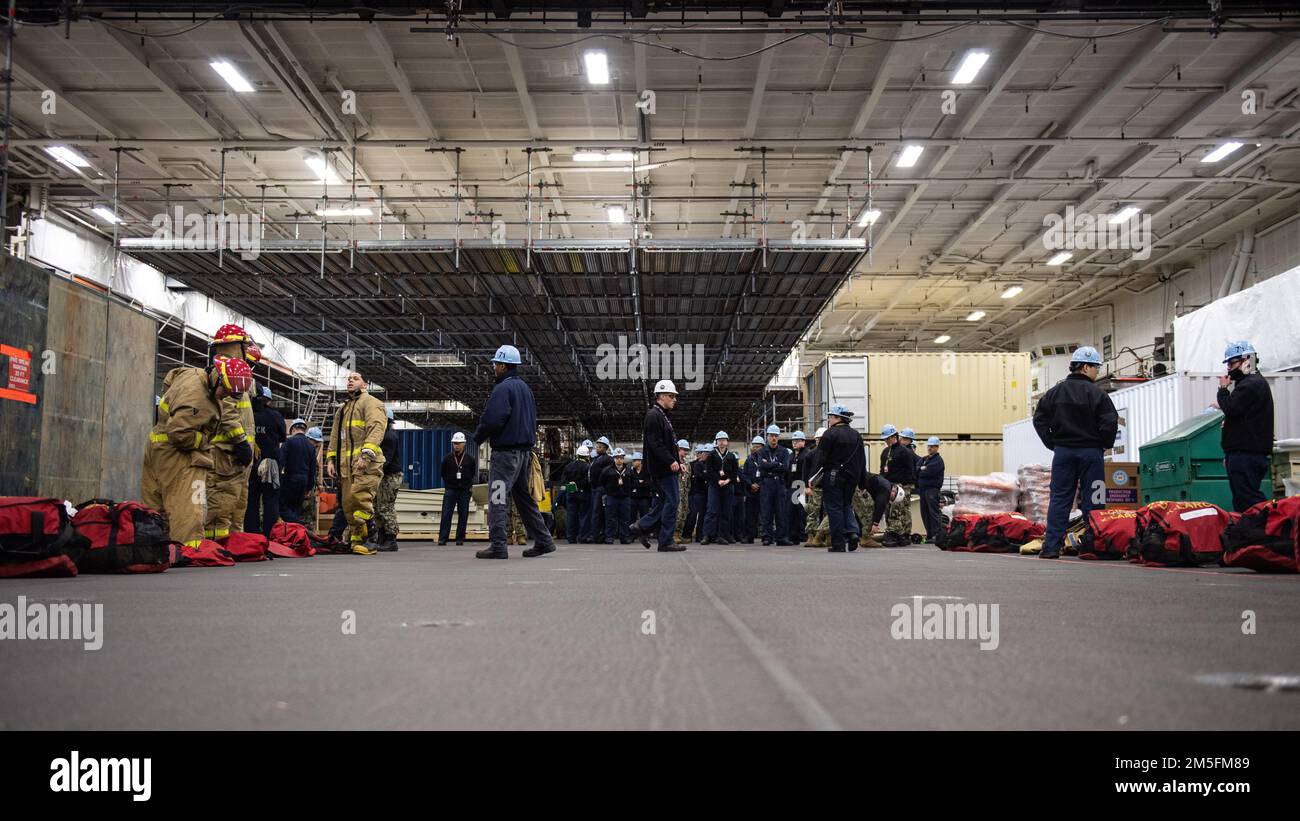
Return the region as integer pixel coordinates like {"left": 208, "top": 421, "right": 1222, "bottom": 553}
{"left": 1220, "top": 496, "right": 1299, "bottom": 573}
{"left": 1134, "top": 500, "right": 1233, "bottom": 566}
{"left": 1078, "top": 508, "right": 1139, "bottom": 560}
{"left": 72, "top": 499, "right": 171, "bottom": 574}
{"left": 935, "top": 514, "right": 980, "bottom": 550}
{"left": 170, "top": 539, "right": 236, "bottom": 568}
{"left": 218, "top": 531, "right": 269, "bottom": 562}
{"left": 0, "top": 497, "right": 88, "bottom": 577}
{"left": 936, "top": 512, "right": 1043, "bottom": 552}
{"left": 269, "top": 521, "right": 314, "bottom": 555}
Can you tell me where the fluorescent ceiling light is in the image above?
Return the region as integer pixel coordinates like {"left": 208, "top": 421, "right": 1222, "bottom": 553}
{"left": 1000, "top": 285, "right": 1024, "bottom": 299}
{"left": 91, "top": 206, "right": 120, "bottom": 224}
{"left": 1109, "top": 206, "right": 1141, "bottom": 224}
{"left": 316, "top": 207, "right": 372, "bottom": 217}
{"left": 210, "top": 60, "right": 255, "bottom": 93}
{"left": 857, "top": 208, "right": 882, "bottom": 227}
{"left": 1047, "top": 251, "right": 1073, "bottom": 265}
{"left": 304, "top": 153, "right": 341, "bottom": 184}
{"left": 965, "top": 310, "right": 986, "bottom": 322}
{"left": 583, "top": 50, "right": 610, "bottom": 85}
{"left": 1200, "top": 142, "right": 1243, "bottom": 163}
{"left": 934, "top": 334, "right": 951, "bottom": 344}
{"left": 573, "top": 151, "right": 635, "bottom": 162}
{"left": 45, "top": 145, "right": 90, "bottom": 169}
{"left": 896, "top": 144, "right": 924, "bottom": 168}
{"left": 952, "top": 50, "right": 991, "bottom": 85}
{"left": 607, "top": 205, "right": 626, "bottom": 224}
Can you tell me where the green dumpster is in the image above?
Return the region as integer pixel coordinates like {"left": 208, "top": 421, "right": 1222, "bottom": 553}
{"left": 1139, "top": 410, "right": 1271, "bottom": 510}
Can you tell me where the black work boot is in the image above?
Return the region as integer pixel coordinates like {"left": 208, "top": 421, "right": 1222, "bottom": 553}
{"left": 476, "top": 547, "right": 509, "bottom": 559}
{"left": 522, "top": 543, "right": 556, "bottom": 558}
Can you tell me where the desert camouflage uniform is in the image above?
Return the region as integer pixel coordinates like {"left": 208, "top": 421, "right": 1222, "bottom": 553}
{"left": 508, "top": 500, "right": 526, "bottom": 545}
{"left": 675, "top": 468, "right": 691, "bottom": 540}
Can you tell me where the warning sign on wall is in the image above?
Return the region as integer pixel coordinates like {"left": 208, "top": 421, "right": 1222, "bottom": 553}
{"left": 0, "top": 344, "right": 37, "bottom": 405}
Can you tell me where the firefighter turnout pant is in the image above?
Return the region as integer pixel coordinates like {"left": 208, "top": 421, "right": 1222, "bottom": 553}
{"left": 205, "top": 448, "right": 248, "bottom": 540}
{"left": 141, "top": 440, "right": 210, "bottom": 548}
{"left": 342, "top": 461, "right": 383, "bottom": 544}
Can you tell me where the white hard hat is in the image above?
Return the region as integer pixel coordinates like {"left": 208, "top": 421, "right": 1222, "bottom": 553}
{"left": 653, "top": 379, "right": 678, "bottom": 395}
{"left": 451, "top": 431, "right": 466, "bottom": 443}
{"left": 577, "top": 445, "right": 590, "bottom": 457}
{"left": 814, "top": 427, "right": 827, "bottom": 439}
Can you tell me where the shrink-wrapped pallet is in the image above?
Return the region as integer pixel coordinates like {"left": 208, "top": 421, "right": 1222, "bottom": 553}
{"left": 953, "top": 472, "right": 1019, "bottom": 516}
{"left": 1017, "top": 464, "right": 1052, "bottom": 524}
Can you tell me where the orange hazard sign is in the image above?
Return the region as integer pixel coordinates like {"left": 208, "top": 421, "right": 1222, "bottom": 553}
{"left": 0, "top": 344, "right": 38, "bottom": 405}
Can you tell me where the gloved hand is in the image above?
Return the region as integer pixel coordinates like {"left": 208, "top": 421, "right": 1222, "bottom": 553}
{"left": 233, "top": 440, "right": 254, "bottom": 467}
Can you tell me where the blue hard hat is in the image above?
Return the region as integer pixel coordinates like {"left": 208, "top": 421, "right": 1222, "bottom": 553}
{"left": 792, "top": 430, "right": 806, "bottom": 441}
{"left": 631, "top": 452, "right": 643, "bottom": 460}
{"left": 289, "top": 417, "right": 307, "bottom": 430}
{"left": 829, "top": 404, "right": 854, "bottom": 420}
{"left": 752, "top": 435, "right": 764, "bottom": 445}
{"left": 676, "top": 439, "right": 689, "bottom": 450}
{"left": 766, "top": 424, "right": 781, "bottom": 436}
{"left": 491, "top": 344, "right": 522, "bottom": 365}
{"left": 260, "top": 385, "right": 273, "bottom": 400}
{"left": 1222, "top": 340, "right": 1257, "bottom": 363}
{"left": 597, "top": 436, "right": 611, "bottom": 447}
{"left": 1070, "top": 346, "right": 1103, "bottom": 365}
{"left": 927, "top": 436, "right": 941, "bottom": 447}
{"left": 386, "top": 407, "right": 394, "bottom": 420}
{"left": 582, "top": 439, "right": 594, "bottom": 448}
{"left": 306, "top": 426, "right": 323, "bottom": 442}
{"left": 880, "top": 423, "right": 898, "bottom": 439}
{"left": 715, "top": 430, "right": 730, "bottom": 441}
{"left": 613, "top": 448, "right": 626, "bottom": 457}
{"left": 900, "top": 427, "right": 915, "bottom": 440}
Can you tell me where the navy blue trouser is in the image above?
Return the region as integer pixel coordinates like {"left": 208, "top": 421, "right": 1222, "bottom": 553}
{"left": 684, "top": 492, "right": 706, "bottom": 539}
{"left": 704, "top": 483, "right": 732, "bottom": 541}
{"left": 279, "top": 475, "right": 308, "bottom": 524}
{"left": 1225, "top": 451, "right": 1268, "bottom": 513}
{"left": 245, "top": 471, "right": 280, "bottom": 539}
{"left": 758, "top": 478, "right": 789, "bottom": 542}
{"left": 822, "top": 480, "right": 856, "bottom": 548}
{"left": 439, "top": 485, "right": 471, "bottom": 542}
{"left": 1043, "top": 446, "right": 1105, "bottom": 554}
{"left": 585, "top": 489, "right": 606, "bottom": 542}
{"left": 637, "top": 475, "right": 680, "bottom": 548}
{"left": 633, "top": 496, "right": 652, "bottom": 523}
{"left": 787, "top": 499, "right": 806, "bottom": 542}
{"left": 566, "top": 492, "right": 589, "bottom": 542}
{"left": 604, "top": 495, "right": 631, "bottom": 542}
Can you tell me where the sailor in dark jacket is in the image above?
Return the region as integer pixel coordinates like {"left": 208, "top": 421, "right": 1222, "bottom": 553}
{"left": 756, "top": 424, "right": 794, "bottom": 546}
{"left": 738, "top": 437, "right": 762, "bottom": 543}
{"left": 1032, "top": 346, "right": 1119, "bottom": 559}
{"left": 438, "top": 431, "right": 477, "bottom": 545}
{"left": 629, "top": 380, "right": 687, "bottom": 551}
{"left": 809, "top": 405, "right": 867, "bottom": 552}
{"left": 561, "top": 445, "right": 592, "bottom": 544}
{"left": 279, "top": 419, "right": 315, "bottom": 523}
{"left": 630, "top": 453, "right": 653, "bottom": 523}
{"left": 916, "top": 436, "right": 946, "bottom": 542}
{"left": 471, "top": 344, "right": 555, "bottom": 559}
{"left": 786, "top": 430, "right": 810, "bottom": 543}
{"left": 702, "top": 432, "right": 739, "bottom": 545}
{"left": 684, "top": 445, "right": 710, "bottom": 542}
{"left": 601, "top": 449, "right": 633, "bottom": 544}
{"left": 1216, "top": 340, "right": 1275, "bottom": 512}
{"left": 584, "top": 437, "right": 614, "bottom": 543}
{"left": 245, "top": 387, "right": 286, "bottom": 538}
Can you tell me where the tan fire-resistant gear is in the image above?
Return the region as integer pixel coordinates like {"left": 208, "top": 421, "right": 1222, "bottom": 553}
{"left": 326, "top": 388, "right": 388, "bottom": 543}
{"left": 140, "top": 366, "right": 222, "bottom": 547}
{"left": 205, "top": 392, "right": 254, "bottom": 539}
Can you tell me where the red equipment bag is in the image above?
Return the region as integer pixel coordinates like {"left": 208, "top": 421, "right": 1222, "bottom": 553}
{"left": 71, "top": 499, "right": 172, "bottom": 574}
{"left": 268, "top": 521, "right": 315, "bottom": 557}
{"left": 935, "top": 514, "right": 980, "bottom": 550}
{"left": 0, "top": 497, "right": 89, "bottom": 576}
{"left": 1134, "top": 500, "right": 1233, "bottom": 566}
{"left": 170, "top": 539, "right": 236, "bottom": 568}
{"left": 1078, "top": 509, "right": 1139, "bottom": 560}
{"left": 217, "top": 532, "right": 269, "bottom": 562}
{"left": 1220, "top": 496, "right": 1299, "bottom": 573}
{"left": 937, "top": 512, "right": 1043, "bottom": 552}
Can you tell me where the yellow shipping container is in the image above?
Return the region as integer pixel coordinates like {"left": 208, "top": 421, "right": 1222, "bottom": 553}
{"left": 865, "top": 352, "right": 1030, "bottom": 437}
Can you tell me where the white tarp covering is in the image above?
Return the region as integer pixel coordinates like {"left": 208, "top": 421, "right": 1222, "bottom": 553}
{"left": 1174, "top": 263, "right": 1300, "bottom": 372}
